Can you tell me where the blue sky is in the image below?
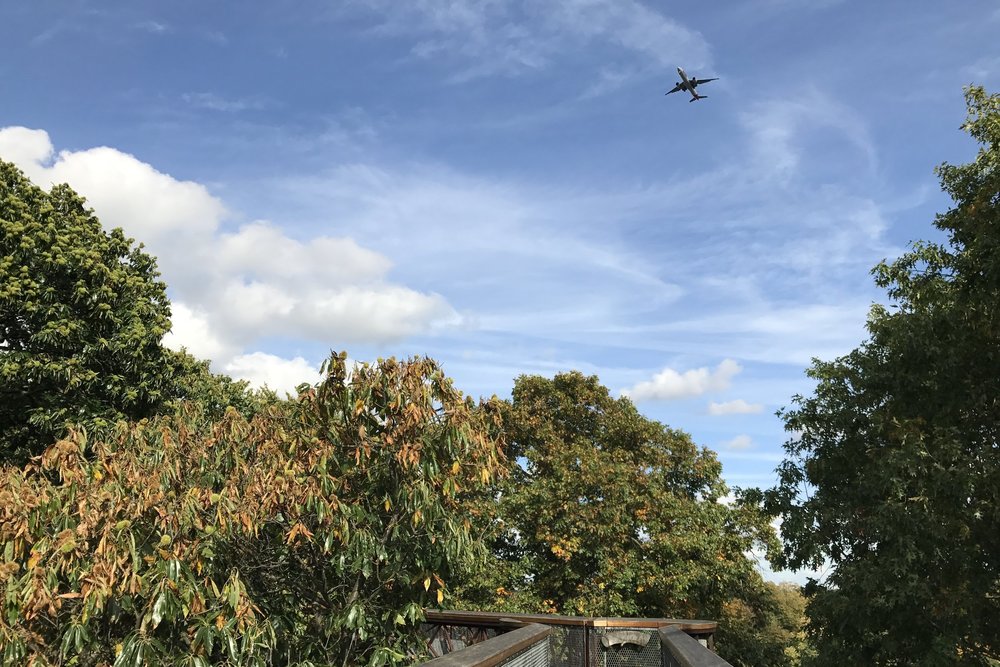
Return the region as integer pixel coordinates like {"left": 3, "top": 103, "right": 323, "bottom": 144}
{"left": 3, "top": 0, "right": 999, "bottom": 580}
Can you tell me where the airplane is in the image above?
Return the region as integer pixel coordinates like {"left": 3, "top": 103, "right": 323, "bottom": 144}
{"left": 665, "top": 67, "right": 718, "bottom": 102}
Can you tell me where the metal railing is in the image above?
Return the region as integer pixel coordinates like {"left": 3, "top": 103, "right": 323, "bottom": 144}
{"left": 420, "top": 611, "right": 732, "bottom": 667}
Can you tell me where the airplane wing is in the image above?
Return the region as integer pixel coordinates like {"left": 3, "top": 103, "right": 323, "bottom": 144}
{"left": 665, "top": 83, "right": 683, "bottom": 95}
{"left": 693, "top": 78, "right": 718, "bottom": 85}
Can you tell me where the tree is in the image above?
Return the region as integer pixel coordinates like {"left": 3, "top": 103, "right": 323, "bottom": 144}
{"left": 0, "top": 160, "right": 175, "bottom": 463}
{"left": 456, "top": 371, "right": 788, "bottom": 666}
{"left": 763, "top": 87, "right": 1000, "bottom": 665}
{"left": 165, "top": 348, "right": 278, "bottom": 421}
{"left": 716, "top": 582, "right": 814, "bottom": 667}
{"left": 0, "top": 353, "right": 507, "bottom": 666}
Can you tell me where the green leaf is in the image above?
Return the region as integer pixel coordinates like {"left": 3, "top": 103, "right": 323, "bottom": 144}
{"left": 151, "top": 592, "right": 167, "bottom": 628}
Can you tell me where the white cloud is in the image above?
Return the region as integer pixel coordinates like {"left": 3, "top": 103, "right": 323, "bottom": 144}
{"left": 162, "top": 303, "right": 238, "bottom": 362}
{"left": 709, "top": 398, "right": 764, "bottom": 415}
{"left": 224, "top": 352, "right": 323, "bottom": 396}
{"left": 722, "top": 434, "right": 753, "bottom": 450}
{"left": 0, "top": 127, "right": 54, "bottom": 180}
{"left": 0, "top": 126, "right": 460, "bottom": 370}
{"left": 216, "top": 221, "right": 390, "bottom": 285}
{"left": 623, "top": 359, "right": 741, "bottom": 402}
{"left": 30, "top": 144, "right": 228, "bottom": 264}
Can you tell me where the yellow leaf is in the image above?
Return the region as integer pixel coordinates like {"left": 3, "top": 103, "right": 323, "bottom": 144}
{"left": 451, "top": 461, "right": 460, "bottom": 475}
{"left": 437, "top": 589, "right": 443, "bottom": 604}
{"left": 423, "top": 577, "right": 430, "bottom": 591}
{"left": 384, "top": 498, "right": 391, "bottom": 512}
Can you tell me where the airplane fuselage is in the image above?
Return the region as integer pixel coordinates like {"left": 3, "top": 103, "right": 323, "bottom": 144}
{"left": 665, "top": 66, "right": 716, "bottom": 102}
{"left": 676, "top": 68, "right": 704, "bottom": 101}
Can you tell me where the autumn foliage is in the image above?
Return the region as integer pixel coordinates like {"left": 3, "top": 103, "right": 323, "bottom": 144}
{"left": 0, "top": 354, "right": 506, "bottom": 666}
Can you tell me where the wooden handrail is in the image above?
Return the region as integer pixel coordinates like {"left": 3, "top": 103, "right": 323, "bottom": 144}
{"left": 420, "top": 623, "right": 551, "bottom": 667}
{"left": 658, "top": 626, "right": 733, "bottom": 667}
{"left": 425, "top": 609, "right": 718, "bottom": 634}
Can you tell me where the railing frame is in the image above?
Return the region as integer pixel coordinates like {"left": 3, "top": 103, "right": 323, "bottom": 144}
{"left": 423, "top": 610, "right": 725, "bottom": 666}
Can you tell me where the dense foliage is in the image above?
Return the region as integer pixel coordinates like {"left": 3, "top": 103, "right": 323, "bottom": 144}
{"left": 716, "top": 582, "right": 813, "bottom": 667}
{"left": 0, "top": 353, "right": 507, "bottom": 666}
{"left": 455, "top": 371, "right": 797, "bottom": 666}
{"left": 0, "top": 160, "right": 175, "bottom": 463}
{"left": 763, "top": 87, "right": 1000, "bottom": 665}
{"left": 165, "top": 349, "right": 277, "bottom": 422}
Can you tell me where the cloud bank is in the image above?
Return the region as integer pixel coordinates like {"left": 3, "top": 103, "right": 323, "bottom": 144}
{"left": 0, "top": 126, "right": 457, "bottom": 390}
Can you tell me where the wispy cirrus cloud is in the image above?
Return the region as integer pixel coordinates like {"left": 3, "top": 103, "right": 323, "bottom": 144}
{"left": 739, "top": 87, "right": 878, "bottom": 183}
{"left": 181, "top": 92, "right": 276, "bottom": 113}
{"left": 347, "top": 0, "right": 710, "bottom": 83}
{"left": 722, "top": 434, "right": 754, "bottom": 450}
{"left": 709, "top": 399, "right": 764, "bottom": 416}
{"left": 134, "top": 20, "right": 170, "bottom": 34}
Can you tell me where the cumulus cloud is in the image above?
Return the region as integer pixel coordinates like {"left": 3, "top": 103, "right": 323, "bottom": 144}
{"left": 0, "top": 126, "right": 460, "bottom": 373}
{"left": 623, "top": 359, "right": 741, "bottom": 402}
{"left": 224, "top": 352, "right": 323, "bottom": 396}
{"left": 215, "top": 221, "right": 390, "bottom": 285}
{"left": 0, "top": 127, "right": 53, "bottom": 175}
{"left": 708, "top": 398, "right": 764, "bottom": 415}
{"left": 162, "top": 303, "right": 238, "bottom": 363}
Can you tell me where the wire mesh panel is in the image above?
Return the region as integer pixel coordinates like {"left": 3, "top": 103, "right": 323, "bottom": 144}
{"left": 500, "top": 635, "right": 551, "bottom": 667}
{"left": 545, "top": 624, "right": 590, "bottom": 667}
{"left": 592, "top": 627, "right": 662, "bottom": 667}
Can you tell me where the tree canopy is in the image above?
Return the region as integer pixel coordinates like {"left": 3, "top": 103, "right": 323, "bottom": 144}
{"left": 455, "top": 371, "right": 795, "bottom": 666}
{"left": 0, "top": 160, "right": 273, "bottom": 465}
{"left": 1, "top": 160, "right": 176, "bottom": 463}
{"left": 763, "top": 87, "right": 1000, "bottom": 665}
{"left": 0, "top": 353, "right": 507, "bottom": 666}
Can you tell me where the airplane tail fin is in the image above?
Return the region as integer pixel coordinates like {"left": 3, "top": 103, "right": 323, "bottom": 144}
{"left": 689, "top": 95, "right": 706, "bottom": 102}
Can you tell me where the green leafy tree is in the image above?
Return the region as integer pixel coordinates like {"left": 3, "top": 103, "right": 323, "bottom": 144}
{"left": 716, "top": 582, "right": 813, "bottom": 667}
{"left": 763, "top": 87, "right": 1000, "bottom": 665}
{"left": 165, "top": 348, "right": 278, "bottom": 421}
{"left": 0, "top": 160, "right": 175, "bottom": 463}
{"left": 0, "top": 353, "right": 507, "bottom": 666}
{"left": 457, "top": 371, "right": 788, "bottom": 666}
